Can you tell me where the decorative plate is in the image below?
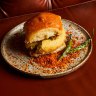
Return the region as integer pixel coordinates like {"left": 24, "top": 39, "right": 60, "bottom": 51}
{"left": 1, "top": 19, "right": 92, "bottom": 78}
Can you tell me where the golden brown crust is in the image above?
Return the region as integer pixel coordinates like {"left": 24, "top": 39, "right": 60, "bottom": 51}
{"left": 24, "top": 12, "right": 63, "bottom": 42}
{"left": 24, "top": 12, "right": 62, "bottom": 32}
{"left": 24, "top": 12, "right": 67, "bottom": 57}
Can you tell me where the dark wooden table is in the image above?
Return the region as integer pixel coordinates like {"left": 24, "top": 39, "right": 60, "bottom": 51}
{"left": 0, "top": 1, "right": 96, "bottom": 96}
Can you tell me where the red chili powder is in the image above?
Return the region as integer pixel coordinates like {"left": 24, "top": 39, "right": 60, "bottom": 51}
{"left": 29, "top": 51, "right": 80, "bottom": 68}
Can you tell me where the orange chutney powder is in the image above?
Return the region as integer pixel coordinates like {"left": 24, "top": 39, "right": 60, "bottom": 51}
{"left": 29, "top": 50, "right": 80, "bottom": 68}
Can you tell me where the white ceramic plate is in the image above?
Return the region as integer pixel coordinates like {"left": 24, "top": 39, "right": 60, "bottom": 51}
{"left": 1, "top": 19, "right": 92, "bottom": 78}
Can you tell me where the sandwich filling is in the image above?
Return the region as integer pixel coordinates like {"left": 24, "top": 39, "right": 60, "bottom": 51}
{"left": 25, "top": 28, "right": 66, "bottom": 55}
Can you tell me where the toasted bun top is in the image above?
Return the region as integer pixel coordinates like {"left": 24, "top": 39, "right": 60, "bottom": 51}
{"left": 24, "top": 12, "right": 62, "bottom": 32}
{"left": 24, "top": 12, "right": 63, "bottom": 43}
